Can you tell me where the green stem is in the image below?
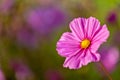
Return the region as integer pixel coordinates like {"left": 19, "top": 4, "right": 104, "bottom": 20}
{"left": 99, "top": 61, "right": 113, "bottom": 80}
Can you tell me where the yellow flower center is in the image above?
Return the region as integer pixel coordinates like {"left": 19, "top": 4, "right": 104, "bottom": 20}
{"left": 81, "top": 39, "right": 90, "bottom": 49}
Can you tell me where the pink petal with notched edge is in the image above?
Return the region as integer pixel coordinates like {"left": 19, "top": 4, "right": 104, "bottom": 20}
{"left": 81, "top": 50, "right": 100, "bottom": 66}
{"left": 63, "top": 49, "right": 100, "bottom": 69}
{"left": 56, "top": 32, "right": 80, "bottom": 57}
{"left": 63, "top": 49, "right": 83, "bottom": 69}
{"left": 69, "top": 18, "right": 86, "bottom": 40}
{"left": 57, "top": 32, "right": 80, "bottom": 42}
{"left": 85, "top": 17, "right": 100, "bottom": 38}
{"left": 90, "top": 25, "right": 109, "bottom": 52}
{"left": 92, "top": 25, "right": 109, "bottom": 42}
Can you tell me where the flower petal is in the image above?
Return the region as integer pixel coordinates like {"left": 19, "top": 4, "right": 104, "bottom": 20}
{"left": 63, "top": 49, "right": 83, "bottom": 69}
{"left": 85, "top": 17, "right": 100, "bottom": 38}
{"left": 56, "top": 32, "right": 80, "bottom": 57}
{"left": 63, "top": 49, "right": 100, "bottom": 69}
{"left": 92, "top": 24, "right": 109, "bottom": 42}
{"left": 69, "top": 18, "right": 86, "bottom": 40}
{"left": 90, "top": 25, "right": 109, "bottom": 52}
{"left": 90, "top": 41, "right": 101, "bottom": 53}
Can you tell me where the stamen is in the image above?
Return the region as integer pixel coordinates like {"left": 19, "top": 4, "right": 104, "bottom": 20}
{"left": 81, "top": 39, "right": 90, "bottom": 48}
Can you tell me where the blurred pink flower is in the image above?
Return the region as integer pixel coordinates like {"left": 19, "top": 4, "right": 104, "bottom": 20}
{"left": 45, "top": 69, "right": 64, "bottom": 80}
{"left": 10, "top": 61, "right": 34, "bottom": 80}
{"left": 0, "top": 69, "right": 5, "bottom": 80}
{"left": 107, "top": 11, "right": 117, "bottom": 24}
{"left": 25, "top": 6, "right": 66, "bottom": 35}
{"left": 99, "top": 46, "right": 119, "bottom": 72}
{"left": 0, "top": 0, "right": 15, "bottom": 14}
{"left": 56, "top": 17, "right": 109, "bottom": 69}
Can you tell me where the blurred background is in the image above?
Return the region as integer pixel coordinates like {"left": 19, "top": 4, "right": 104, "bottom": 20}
{"left": 0, "top": 0, "right": 120, "bottom": 80}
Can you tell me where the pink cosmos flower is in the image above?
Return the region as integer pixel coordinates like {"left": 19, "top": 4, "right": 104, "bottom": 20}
{"left": 0, "top": 69, "right": 5, "bottom": 80}
{"left": 0, "top": 0, "right": 15, "bottom": 14}
{"left": 56, "top": 17, "right": 109, "bottom": 69}
{"left": 45, "top": 69, "right": 64, "bottom": 80}
{"left": 99, "top": 46, "right": 119, "bottom": 72}
{"left": 10, "top": 60, "right": 34, "bottom": 80}
{"left": 107, "top": 11, "right": 117, "bottom": 24}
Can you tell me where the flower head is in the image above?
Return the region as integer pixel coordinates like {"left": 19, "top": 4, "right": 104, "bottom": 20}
{"left": 56, "top": 17, "right": 109, "bottom": 69}
{"left": 10, "top": 60, "right": 34, "bottom": 80}
{"left": 0, "top": 0, "right": 15, "bottom": 14}
{"left": 0, "top": 69, "right": 5, "bottom": 80}
{"left": 25, "top": 6, "right": 66, "bottom": 35}
{"left": 45, "top": 69, "right": 64, "bottom": 80}
{"left": 107, "top": 11, "right": 117, "bottom": 24}
{"left": 99, "top": 46, "right": 119, "bottom": 72}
